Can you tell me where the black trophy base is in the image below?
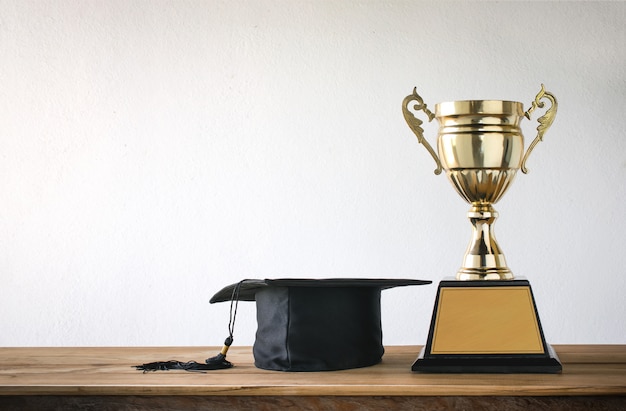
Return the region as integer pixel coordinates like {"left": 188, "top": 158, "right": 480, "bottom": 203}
{"left": 412, "top": 278, "right": 562, "bottom": 374}
{"left": 412, "top": 344, "right": 562, "bottom": 373}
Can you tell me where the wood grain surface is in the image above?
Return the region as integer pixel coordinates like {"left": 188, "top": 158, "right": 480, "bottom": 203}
{"left": 1, "top": 345, "right": 625, "bottom": 397}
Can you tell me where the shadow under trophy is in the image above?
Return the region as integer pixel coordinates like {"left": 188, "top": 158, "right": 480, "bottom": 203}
{"left": 403, "top": 85, "right": 562, "bottom": 373}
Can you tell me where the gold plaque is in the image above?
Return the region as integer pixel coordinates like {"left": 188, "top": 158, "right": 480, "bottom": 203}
{"left": 431, "top": 286, "right": 543, "bottom": 355}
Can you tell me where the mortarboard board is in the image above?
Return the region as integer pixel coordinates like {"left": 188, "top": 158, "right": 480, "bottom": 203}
{"left": 210, "top": 278, "right": 431, "bottom": 372}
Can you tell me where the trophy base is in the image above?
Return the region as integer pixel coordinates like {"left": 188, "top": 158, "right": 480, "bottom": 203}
{"left": 412, "top": 278, "right": 562, "bottom": 373}
{"left": 412, "top": 344, "right": 562, "bottom": 373}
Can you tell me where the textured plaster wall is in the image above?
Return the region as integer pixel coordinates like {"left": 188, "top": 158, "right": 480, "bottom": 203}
{"left": 1, "top": 1, "right": 624, "bottom": 347}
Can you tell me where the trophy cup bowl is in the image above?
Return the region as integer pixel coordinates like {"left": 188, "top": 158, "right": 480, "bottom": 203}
{"left": 402, "top": 86, "right": 558, "bottom": 280}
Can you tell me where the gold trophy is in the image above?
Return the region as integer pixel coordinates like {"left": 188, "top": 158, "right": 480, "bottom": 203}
{"left": 403, "top": 85, "right": 562, "bottom": 373}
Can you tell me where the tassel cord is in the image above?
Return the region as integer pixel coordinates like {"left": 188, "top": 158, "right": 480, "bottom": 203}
{"left": 204, "top": 279, "right": 247, "bottom": 366}
{"left": 227, "top": 279, "right": 244, "bottom": 342}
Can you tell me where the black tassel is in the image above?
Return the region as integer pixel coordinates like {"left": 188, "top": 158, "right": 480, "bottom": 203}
{"left": 134, "top": 358, "right": 232, "bottom": 373}
{"left": 134, "top": 281, "right": 245, "bottom": 373}
{"left": 134, "top": 337, "right": 234, "bottom": 373}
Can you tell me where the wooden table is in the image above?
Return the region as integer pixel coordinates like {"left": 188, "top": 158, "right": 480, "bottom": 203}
{"left": 0, "top": 345, "right": 624, "bottom": 410}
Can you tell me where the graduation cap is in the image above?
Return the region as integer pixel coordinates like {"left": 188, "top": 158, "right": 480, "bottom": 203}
{"left": 135, "top": 278, "right": 431, "bottom": 373}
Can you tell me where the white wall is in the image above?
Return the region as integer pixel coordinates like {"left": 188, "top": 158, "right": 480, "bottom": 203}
{"left": 1, "top": 1, "right": 624, "bottom": 347}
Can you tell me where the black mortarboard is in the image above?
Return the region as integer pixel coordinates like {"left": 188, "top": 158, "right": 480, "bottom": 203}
{"left": 209, "top": 278, "right": 431, "bottom": 372}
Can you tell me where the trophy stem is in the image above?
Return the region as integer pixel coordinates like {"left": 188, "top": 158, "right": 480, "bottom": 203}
{"left": 457, "top": 204, "right": 514, "bottom": 281}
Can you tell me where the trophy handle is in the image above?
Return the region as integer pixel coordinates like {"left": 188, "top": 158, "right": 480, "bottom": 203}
{"left": 521, "top": 84, "right": 558, "bottom": 174}
{"left": 402, "top": 87, "right": 442, "bottom": 175}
